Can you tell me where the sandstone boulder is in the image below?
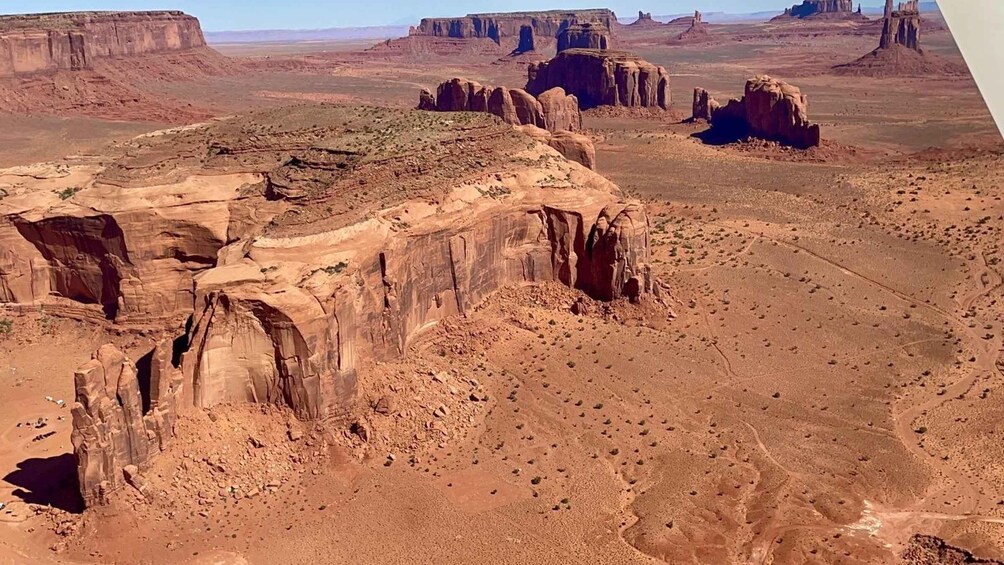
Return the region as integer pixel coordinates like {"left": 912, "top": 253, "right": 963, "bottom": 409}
{"left": 418, "top": 88, "right": 436, "bottom": 110}
{"left": 510, "top": 89, "right": 544, "bottom": 128}
{"left": 487, "top": 86, "right": 520, "bottom": 125}
{"left": 548, "top": 131, "right": 597, "bottom": 171}
{"left": 537, "top": 87, "right": 582, "bottom": 132}
{"left": 527, "top": 49, "right": 671, "bottom": 110}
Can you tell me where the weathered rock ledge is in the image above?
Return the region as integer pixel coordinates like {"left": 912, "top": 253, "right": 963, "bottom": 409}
{"left": 526, "top": 49, "right": 671, "bottom": 111}
{"left": 0, "top": 106, "right": 662, "bottom": 505}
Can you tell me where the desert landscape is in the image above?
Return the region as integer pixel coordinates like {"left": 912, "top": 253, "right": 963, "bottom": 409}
{"left": 0, "top": 2, "right": 1002, "bottom": 564}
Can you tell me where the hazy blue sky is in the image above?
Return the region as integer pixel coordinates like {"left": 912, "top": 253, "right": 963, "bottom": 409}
{"left": 4, "top": 1, "right": 818, "bottom": 30}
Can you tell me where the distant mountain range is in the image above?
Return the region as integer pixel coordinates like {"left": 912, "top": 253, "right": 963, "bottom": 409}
{"left": 621, "top": 1, "right": 940, "bottom": 24}
{"left": 207, "top": 2, "right": 942, "bottom": 45}
{"left": 205, "top": 26, "right": 410, "bottom": 44}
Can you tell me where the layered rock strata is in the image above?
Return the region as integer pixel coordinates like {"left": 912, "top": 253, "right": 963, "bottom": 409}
{"left": 557, "top": 23, "right": 611, "bottom": 53}
{"left": 513, "top": 25, "right": 536, "bottom": 54}
{"left": 410, "top": 9, "right": 617, "bottom": 45}
{"left": 40, "top": 106, "right": 658, "bottom": 504}
{"left": 880, "top": 0, "right": 921, "bottom": 52}
{"left": 692, "top": 76, "right": 822, "bottom": 148}
{"left": 527, "top": 49, "right": 671, "bottom": 110}
{"left": 772, "top": 0, "right": 861, "bottom": 20}
{"left": 71, "top": 342, "right": 183, "bottom": 505}
{"left": 420, "top": 78, "right": 582, "bottom": 134}
{"left": 0, "top": 11, "right": 207, "bottom": 77}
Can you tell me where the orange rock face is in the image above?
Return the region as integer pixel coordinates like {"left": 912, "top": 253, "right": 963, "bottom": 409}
{"left": 19, "top": 106, "right": 658, "bottom": 505}
{"left": 0, "top": 11, "right": 206, "bottom": 77}
{"left": 422, "top": 78, "right": 581, "bottom": 133}
{"left": 411, "top": 9, "right": 617, "bottom": 45}
{"left": 527, "top": 49, "right": 671, "bottom": 111}
{"left": 698, "top": 75, "right": 822, "bottom": 149}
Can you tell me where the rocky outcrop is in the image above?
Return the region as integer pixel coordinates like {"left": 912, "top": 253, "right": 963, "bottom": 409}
{"left": 57, "top": 106, "right": 658, "bottom": 505}
{"left": 630, "top": 12, "right": 657, "bottom": 26}
{"left": 691, "top": 87, "right": 720, "bottom": 121}
{"left": 527, "top": 49, "right": 671, "bottom": 111}
{"left": 675, "top": 11, "right": 710, "bottom": 43}
{"left": 879, "top": 0, "right": 921, "bottom": 52}
{"left": 71, "top": 342, "right": 183, "bottom": 506}
{"left": 418, "top": 88, "right": 436, "bottom": 110}
{"left": 410, "top": 9, "right": 617, "bottom": 45}
{"left": 517, "top": 126, "right": 596, "bottom": 170}
{"left": 903, "top": 534, "right": 1004, "bottom": 565}
{"left": 832, "top": 0, "right": 961, "bottom": 76}
{"left": 513, "top": 25, "right": 535, "bottom": 54}
{"left": 695, "top": 76, "right": 821, "bottom": 149}
{"left": 537, "top": 87, "right": 583, "bottom": 132}
{"left": 421, "top": 78, "right": 581, "bottom": 133}
{"left": 772, "top": 0, "right": 862, "bottom": 20}
{"left": 0, "top": 11, "right": 207, "bottom": 77}
{"left": 557, "top": 23, "right": 611, "bottom": 53}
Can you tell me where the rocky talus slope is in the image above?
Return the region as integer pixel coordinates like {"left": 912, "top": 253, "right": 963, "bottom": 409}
{"left": 0, "top": 106, "right": 661, "bottom": 505}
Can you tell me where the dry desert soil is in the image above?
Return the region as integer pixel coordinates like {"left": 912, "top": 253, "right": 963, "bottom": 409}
{"left": 1, "top": 7, "right": 1003, "bottom": 565}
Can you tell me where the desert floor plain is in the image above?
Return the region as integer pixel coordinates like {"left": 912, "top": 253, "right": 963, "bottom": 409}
{"left": 0, "top": 3, "right": 1003, "bottom": 565}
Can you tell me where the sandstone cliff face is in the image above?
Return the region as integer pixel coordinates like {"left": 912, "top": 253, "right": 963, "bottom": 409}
{"left": 557, "top": 23, "right": 611, "bottom": 53}
{"left": 0, "top": 167, "right": 260, "bottom": 324}
{"left": 696, "top": 76, "right": 821, "bottom": 149}
{"left": 411, "top": 9, "right": 617, "bottom": 45}
{"left": 514, "top": 24, "right": 535, "bottom": 53}
{"left": 0, "top": 11, "right": 206, "bottom": 77}
{"left": 516, "top": 125, "right": 596, "bottom": 170}
{"left": 71, "top": 342, "right": 183, "bottom": 505}
{"left": 527, "top": 49, "right": 670, "bottom": 111}
{"left": 44, "top": 106, "right": 657, "bottom": 505}
{"left": 773, "top": 0, "right": 860, "bottom": 20}
{"left": 880, "top": 0, "right": 921, "bottom": 52}
{"left": 692, "top": 87, "right": 720, "bottom": 121}
{"left": 421, "top": 78, "right": 581, "bottom": 134}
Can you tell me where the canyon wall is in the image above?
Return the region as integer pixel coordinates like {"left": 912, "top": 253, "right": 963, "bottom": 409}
{"left": 557, "top": 23, "right": 611, "bottom": 53}
{"left": 527, "top": 50, "right": 671, "bottom": 111}
{"left": 773, "top": 0, "right": 861, "bottom": 20}
{"left": 410, "top": 9, "right": 616, "bottom": 45}
{"left": 0, "top": 11, "right": 207, "bottom": 77}
{"left": 12, "top": 107, "right": 660, "bottom": 505}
